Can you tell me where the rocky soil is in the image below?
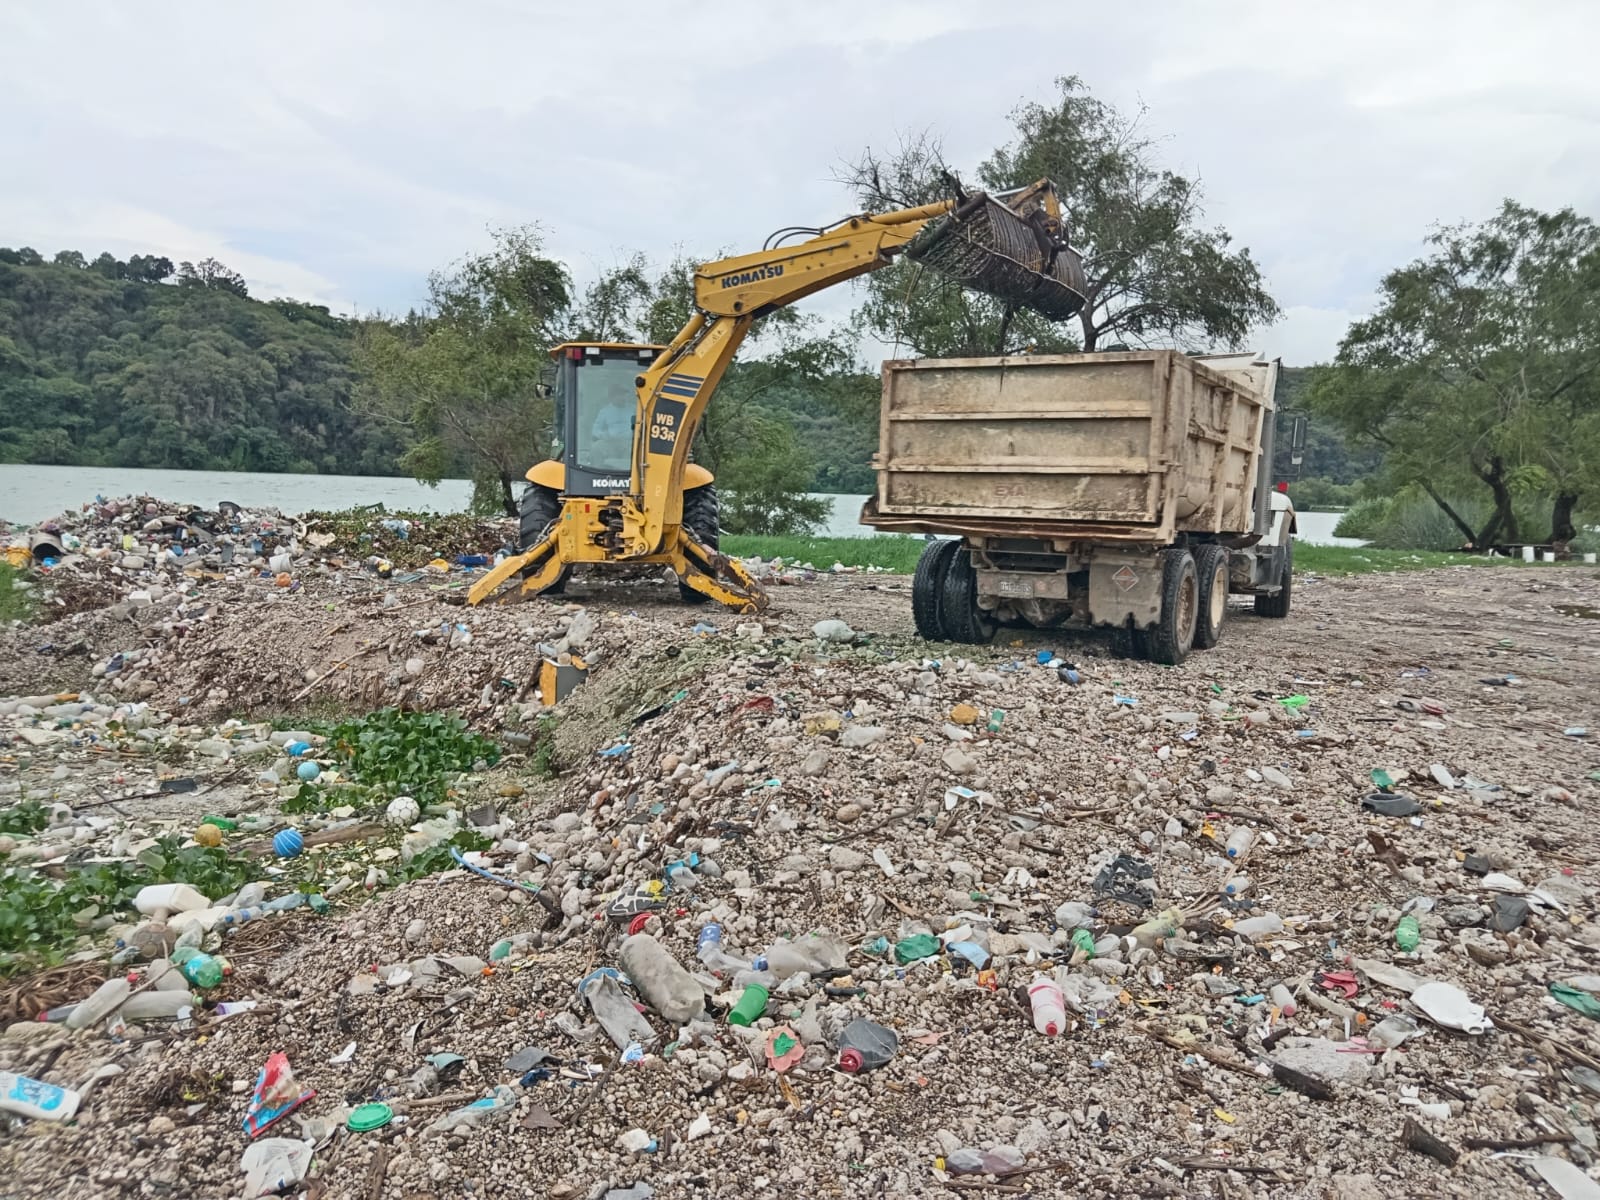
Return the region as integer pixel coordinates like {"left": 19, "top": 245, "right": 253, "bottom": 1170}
{"left": 1, "top": 540, "right": 1598, "bottom": 1200}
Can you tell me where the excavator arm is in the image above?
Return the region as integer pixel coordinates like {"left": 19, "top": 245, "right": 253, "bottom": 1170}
{"left": 620, "top": 180, "right": 1085, "bottom": 567}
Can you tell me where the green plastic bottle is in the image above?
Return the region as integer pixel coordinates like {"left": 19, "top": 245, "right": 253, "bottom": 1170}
{"left": 1070, "top": 928, "right": 1096, "bottom": 959}
{"left": 1395, "top": 914, "right": 1420, "bottom": 952}
{"left": 170, "top": 946, "right": 227, "bottom": 989}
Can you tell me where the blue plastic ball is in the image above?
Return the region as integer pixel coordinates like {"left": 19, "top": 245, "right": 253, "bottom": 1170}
{"left": 296, "top": 760, "right": 321, "bottom": 781}
{"left": 273, "top": 829, "right": 305, "bottom": 858}
{"left": 285, "top": 741, "right": 311, "bottom": 757}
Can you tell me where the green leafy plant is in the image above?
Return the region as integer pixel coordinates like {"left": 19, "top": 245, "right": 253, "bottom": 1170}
{"left": 0, "top": 800, "right": 50, "bottom": 836}
{"left": 0, "top": 843, "right": 266, "bottom": 976}
{"left": 325, "top": 708, "right": 499, "bottom": 806}
{"left": 529, "top": 714, "right": 559, "bottom": 779}
{"left": 395, "top": 828, "right": 493, "bottom": 883}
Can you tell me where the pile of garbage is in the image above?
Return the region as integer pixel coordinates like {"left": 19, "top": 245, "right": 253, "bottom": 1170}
{"left": 0, "top": 551, "right": 1597, "bottom": 1199}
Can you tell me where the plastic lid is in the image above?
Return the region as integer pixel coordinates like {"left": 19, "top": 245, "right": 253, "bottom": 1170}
{"left": 839, "top": 1048, "right": 863, "bottom": 1073}
{"left": 348, "top": 1102, "right": 394, "bottom": 1132}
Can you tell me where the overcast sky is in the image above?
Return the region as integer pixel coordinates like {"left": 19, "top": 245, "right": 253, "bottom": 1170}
{"left": 4, "top": 1, "right": 1595, "bottom": 364}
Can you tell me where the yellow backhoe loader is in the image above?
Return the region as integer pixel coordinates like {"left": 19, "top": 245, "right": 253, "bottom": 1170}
{"left": 466, "top": 180, "right": 1087, "bottom": 613}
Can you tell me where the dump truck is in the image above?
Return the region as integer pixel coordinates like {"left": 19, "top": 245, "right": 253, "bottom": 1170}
{"left": 861, "top": 350, "right": 1295, "bottom": 663}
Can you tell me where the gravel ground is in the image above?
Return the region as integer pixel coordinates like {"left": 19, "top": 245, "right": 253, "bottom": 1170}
{"left": 1, "top": 561, "right": 1598, "bottom": 1200}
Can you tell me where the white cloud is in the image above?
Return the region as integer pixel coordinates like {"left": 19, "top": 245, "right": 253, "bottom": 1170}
{"left": 2, "top": 1, "right": 1596, "bottom": 360}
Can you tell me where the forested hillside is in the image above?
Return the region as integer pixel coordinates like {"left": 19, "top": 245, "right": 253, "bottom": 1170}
{"left": 0, "top": 248, "right": 1361, "bottom": 503}
{"left": 0, "top": 249, "right": 404, "bottom": 475}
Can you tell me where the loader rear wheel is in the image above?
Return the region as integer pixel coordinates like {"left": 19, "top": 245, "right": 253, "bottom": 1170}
{"left": 1149, "top": 547, "right": 1199, "bottom": 666}
{"left": 518, "top": 484, "right": 570, "bottom": 596}
{"left": 940, "top": 543, "right": 996, "bottom": 644}
{"left": 678, "top": 484, "right": 720, "bottom": 604}
{"left": 912, "top": 539, "right": 960, "bottom": 640}
{"left": 1253, "top": 538, "right": 1293, "bottom": 618}
{"left": 1193, "top": 544, "right": 1229, "bottom": 650}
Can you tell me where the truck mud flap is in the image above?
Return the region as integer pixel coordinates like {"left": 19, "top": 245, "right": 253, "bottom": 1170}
{"left": 1087, "top": 549, "right": 1162, "bottom": 629}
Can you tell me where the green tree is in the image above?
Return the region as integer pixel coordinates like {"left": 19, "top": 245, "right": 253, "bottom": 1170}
{"left": 843, "top": 77, "right": 1280, "bottom": 357}
{"left": 355, "top": 226, "right": 571, "bottom": 515}
{"left": 177, "top": 257, "right": 249, "bottom": 297}
{"left": 1309, "top": 202, "right": 1600, "bottom": 547}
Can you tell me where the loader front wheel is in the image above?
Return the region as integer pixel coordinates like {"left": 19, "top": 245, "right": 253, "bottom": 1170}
{"left": 678, "top": 484, "right": 720, "bottom": 604}
{"left": 940, "top": 543, "right": 996, "bottom": 644}
{"left": 1253, "top": 539, "right": 1293, "bottom": 618}
{"left": 1193, "top": 544, "right": 1229, "bottom": 650}
{"left": 912, "top": 539, "right": 960, "bottom": 640}
{"left": 518, "top": 484, "right": 570, "bottom": 596}
{"left": 1149, "top": 547, "right": 1199, "bottom": 666}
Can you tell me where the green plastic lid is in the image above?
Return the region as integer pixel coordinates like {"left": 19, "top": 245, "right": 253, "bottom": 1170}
{"left": 348, "top": 1102, "right": 393, "bottom": 1132}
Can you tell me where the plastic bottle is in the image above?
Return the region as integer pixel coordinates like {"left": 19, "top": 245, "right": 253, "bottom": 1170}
{"left": 1269, "top": 984, "right": 1297, "bottom": 1015}
{"left": 1395, "top": 914, "right": 1421, "bottom": 952}
{"left": 1027, "top": 974, "right": 1068, "bottom": 1035}
{"left": 422, "top": 1084, "right": 516, "bottom": 1138}
{"left": 1225, "top": 828, "right": 1254, "bottom": 860}
{"left": 758, "top": 932, "right": 846, "bottom": 979}
{"left": 0, "top": 1072, "right": 81, "bottom": 1122}
{"left": 1224, "top": 875, "right": 1253, "bottom": 897}
{"left": 836, "top": 1018, "right": 899, "bottom": 1072}
{"left": 64, "top": 978, "right": 129, "bottom": 1030}
{"left": 1233, "top": 913, "right": 1284, "bottom": 939}
{"left": 121, "top": 991, "right": 195, "bottom": 1021}
{"left": 695, "top": 924, "right": 749, "bottom": 975}
{"left": 1129, "top": 906, "right": 1186, "bottom": 950}
{"left": 223, "top": 893, "right": 307, "bottom": 927}
{"left": 170, "top": 947, "right": 229, "bottom": 989}
{"left": 618, "top": 933, "right": 705, "bottom": 1023}
{"left": 1053, "top": 901, "right": 1095, "bottom": 930}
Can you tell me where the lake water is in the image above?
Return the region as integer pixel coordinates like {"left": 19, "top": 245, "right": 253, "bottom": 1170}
{"left": 0, "top": 463, "right": 1358, "bottom": 545}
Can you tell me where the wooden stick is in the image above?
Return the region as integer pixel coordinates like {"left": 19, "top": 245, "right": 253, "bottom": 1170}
{"left": 1178, "top": 1157, "right": 1290, "bottom": 1176}
{"left": 1401, "top": 1117, "right": 1459, "bottom": 1166}
{"left": 1136, "top": 1023, "right": 1263, "bottom": 1079}
{"left": 364, "top": 1144, "right": 391, "bottom": 1200}
{"left": 290, "top": 643, "right": 382, "bottom": 703}
{"left": 1492, "top": 1012, "right": 1600, "bottom": 1072}
{"left": 1463, "top": 1132, "right": 1574, "bottom": 1151}
{"left": 1272, "top": 1060, "right": 1336, "bottom": 1101}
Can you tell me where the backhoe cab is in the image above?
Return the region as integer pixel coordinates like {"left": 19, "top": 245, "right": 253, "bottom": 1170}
{"left": 468, "top": 341, "right": 751, "bottom": 611}
{"left": 467, "top": 177, "right": 1087, "bottom": 614}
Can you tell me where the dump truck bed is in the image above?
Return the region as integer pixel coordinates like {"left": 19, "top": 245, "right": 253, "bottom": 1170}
{"left": 863, "top": 351, "right": 1273, "bottom": 543}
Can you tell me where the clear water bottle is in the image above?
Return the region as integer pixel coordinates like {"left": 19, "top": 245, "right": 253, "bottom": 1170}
{"left": 1225, "top": 828, "right": 1254, "bottom": 860}
{"left": 64, "top": 978, "right": 129, "bottom": 1030}
{"left": 695, "top": 924, "right": 749, "bottom": 975}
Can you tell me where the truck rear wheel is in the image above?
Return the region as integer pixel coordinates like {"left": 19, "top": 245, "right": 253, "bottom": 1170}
{"left": 1193, "top": 544, "right": 1229, "bottom": 649}
{"left": 940, "top": 543, "right": 996, "bottom": 644}
{"left": 519, "top": 484, "right": 570, "bottom": 596}
{"left": 912, "top": 539, "right": 959, "bottom": 640}
{"left": 1149, "top": 547, "right": 1199, "bottom": 665}
{"left": 1253, "top": 539, "right": 1293, "bottom": 618}
{"left": 678, "top": 484, "right": 720, "bottom": 605}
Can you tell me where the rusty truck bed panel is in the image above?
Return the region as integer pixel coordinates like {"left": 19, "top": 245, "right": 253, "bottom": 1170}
{"left": 867, "top": 351, "right": 1270, "bottom": 543}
